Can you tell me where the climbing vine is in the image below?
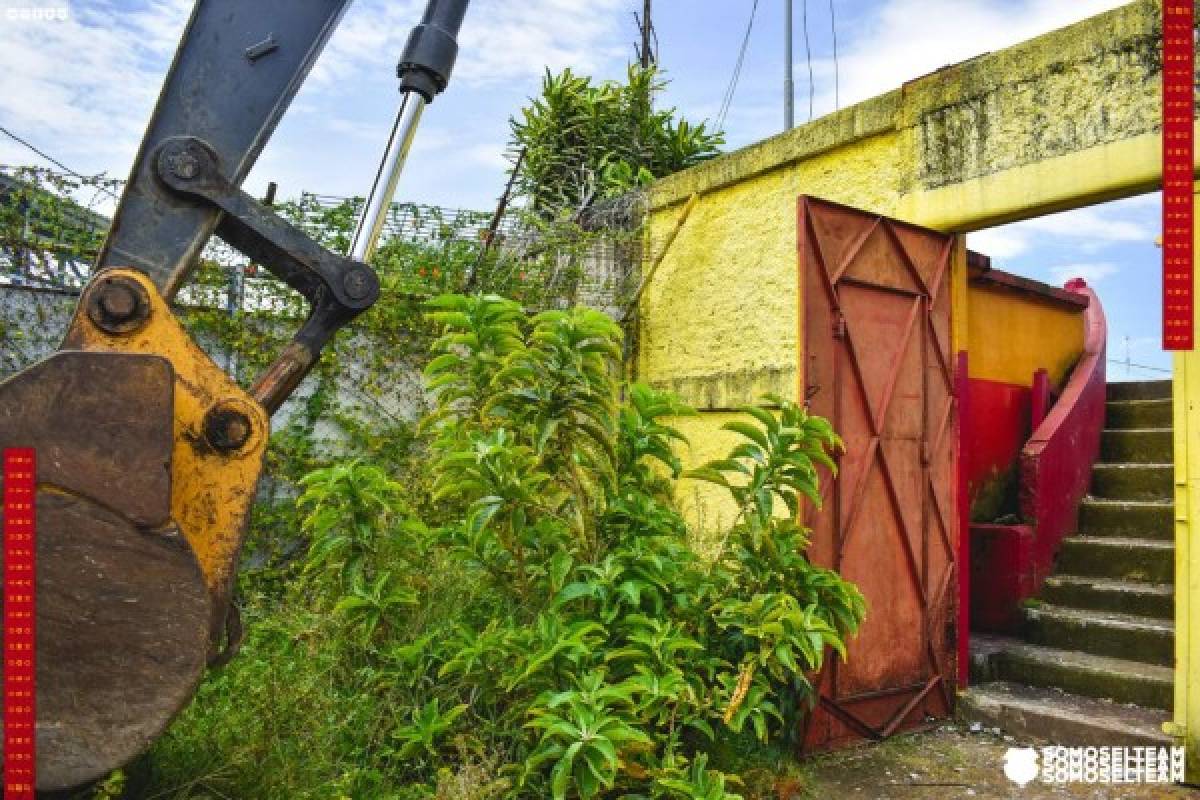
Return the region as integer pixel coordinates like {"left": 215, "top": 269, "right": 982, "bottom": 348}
{"left": 0, "top": 165, "right": 645, "bottom": 568}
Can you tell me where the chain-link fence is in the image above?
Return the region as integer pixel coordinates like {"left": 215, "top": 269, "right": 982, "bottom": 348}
{"left": 0, "top": 167, "right": 644, "bottom": 318}
{"left": 0, "top": 166, "right": 652, "bottom": 531}
{"left": 0, "top": 169, "right": 111, "bottom": 290}
{"left": 0, "top": 166, "right": 648, "bottom": 415}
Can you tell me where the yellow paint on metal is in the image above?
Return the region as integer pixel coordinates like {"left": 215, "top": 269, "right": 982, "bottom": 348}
{"left": 61, "top": 268, "right": 268, "bottom": 637}
{"left": 966, "top": 284, "right": 1085, "bottom": 391}
{"left": 1171, "top": 181, "right": 1200, "bottom": 774}
{"left": 951, "top": 237, "right": 969, "bottom": 357}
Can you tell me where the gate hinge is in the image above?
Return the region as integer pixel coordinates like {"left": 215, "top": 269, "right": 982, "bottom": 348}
{"left": 833, "top": 313, "right": 847, "bottom": 339}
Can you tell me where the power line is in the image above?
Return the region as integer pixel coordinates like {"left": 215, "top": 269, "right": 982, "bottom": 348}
{"left": 717, "top": 0, "right": 760, "bottom": 134}
{"left": 0, "top": 125, "right": 80, "bottom": 177}
{"left": 0, "top": 124, "right": 119, "bottom": 199}
{"left": 1107, "top": 357, "right": 1172, "bottom": 375}
{"left": 829, "top": 0, "right": 839, "bottom": 110}
{"left": 801, "top": 0, "right": 814, "bottom": 121}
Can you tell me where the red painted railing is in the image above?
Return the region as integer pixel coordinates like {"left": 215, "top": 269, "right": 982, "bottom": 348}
{"left": 1019, "top": 279, "right": 1107, "bottom": 589}
{"left": 966, "top": 280, "right": 1106, "bottom": 639}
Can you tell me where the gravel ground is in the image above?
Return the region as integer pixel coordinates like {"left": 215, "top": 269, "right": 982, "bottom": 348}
{"left": 788, "top": 724, "right": 1198, "bottom": 799}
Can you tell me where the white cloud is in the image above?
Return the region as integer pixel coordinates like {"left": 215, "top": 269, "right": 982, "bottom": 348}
{"left": 1019, "top": 207, "right": 1152, "bottom": 243}
{"left": 969, "top": 201, "right": 1157, "bottom": 261}
{"left": 0, "top": 0, "right": 1148, "bottom": 215}
{"left": 967, "top": 228, "right": 1028, "bottom": 260}
{"left": 804, "top": 0, "right": 1130, "bottom": 118}
{"left": 457, "top": 0, "right": 628, "bottom": 86}
{"left": 323, "top": 118, "right": 383, "bottom": 141}
{"left": 1048, "top": 262, "right": 1118, "bottom": 285}
{"left": 462, "top": 142, "right": 511, "bottom": 172}
{"left": 0, "top": 0, "right": 190, "bottom": 174}
{"left": 312, "top": 0, "right": 627, "bottom": 89}
{"left": 0, "top": 0, "right": 627, "bottom": 167}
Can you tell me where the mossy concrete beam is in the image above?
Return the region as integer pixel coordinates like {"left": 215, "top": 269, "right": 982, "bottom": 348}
{"left": 649, "top": 0, "right": 1178, "bottom": 222}
{"left": 640, "top": 1, "right": 1191, "bottom": 417}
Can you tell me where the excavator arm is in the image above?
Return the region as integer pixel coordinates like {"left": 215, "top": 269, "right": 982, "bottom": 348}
{"left": 0, "top": 0, "right": 467, "bottom": 790}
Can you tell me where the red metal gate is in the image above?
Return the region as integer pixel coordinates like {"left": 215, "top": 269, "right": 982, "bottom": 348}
{"left": 798, "top": 196, "right": 959, "bottom": 751}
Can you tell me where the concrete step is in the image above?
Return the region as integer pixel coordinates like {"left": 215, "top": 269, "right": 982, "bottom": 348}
{"left": 960, "top": 681, "right": 1172, "bottom": 747}
{"left": 1090, "top": 463, "right": 1173, "bottom": 502}
{"left": 1022, "top": 604, "right": 1174, "bottom": 666}
{"left": 1057, "top": 536, "right": 1174, "bottom": 583}
{"left": 1107, "top": 398, "right": 1172, "bottom": 429}
{"left": 1101, "top": 428, "right": 1173, "bottom": 464}
{"left": 1042, "top": 575, "right": 1174, "bottom": 620}
{"left": 1078, "top": 498, "right": 1173, "bottom": 540}
{"left": 1107, "top": 380, "right": 1173, "bottom": 402}
{"left": 970, "top": 636, "right": 1175, "bottom": 711}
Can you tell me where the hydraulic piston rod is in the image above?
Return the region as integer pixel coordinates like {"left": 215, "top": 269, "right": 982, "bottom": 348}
{"left": 349, "top": 0, "right": 470, "bottom": 262}
{"left": 350, "top": 93, "right": 425, "bottom": 262}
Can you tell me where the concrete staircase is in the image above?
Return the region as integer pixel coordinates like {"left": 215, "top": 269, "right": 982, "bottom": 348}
{"left": 963, "top": 379, "right": 1176, "bottom": 746}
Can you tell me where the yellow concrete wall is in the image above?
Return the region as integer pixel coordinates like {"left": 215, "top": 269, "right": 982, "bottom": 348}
{"left": 638, "top": 131, "right": 907, "bottom": 411}
{"left": 636, "top": 0, "right": 1200, "bottom": 772}
{"left": 637, "top": 0, "right": 1185, "bottom": 539}
{"left": 668, "top": 412, "right": 745, "bottom": 551}
{"left": 638, "top": 168, "right": 799, "bottom": 411}
{"left": 966, "top": 283, "right": 1086, "bottom": 391}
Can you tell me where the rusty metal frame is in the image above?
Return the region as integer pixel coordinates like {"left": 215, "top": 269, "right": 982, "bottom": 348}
{"left": 798, "top": 195, "right": 960, "bottom": 751}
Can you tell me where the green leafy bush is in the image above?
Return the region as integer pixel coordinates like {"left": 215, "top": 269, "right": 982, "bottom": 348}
{"left": 144, "top": 294, "right": 863, "bottom": 799}
{"left": 510, "top": 66, "right": 723, "bottom": 215}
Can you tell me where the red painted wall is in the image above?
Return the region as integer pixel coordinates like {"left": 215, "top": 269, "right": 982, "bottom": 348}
{"left": 966, "top": 281, "right": 1106, "bottom": 635}
{"left": 963, "top": 378, "right": 1032, "bottom": 520}
{"left": 969, "top": 523, "right": 1036, "bottom": 632}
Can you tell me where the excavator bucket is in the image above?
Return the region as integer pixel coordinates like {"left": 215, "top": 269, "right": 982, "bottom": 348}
{"left": 0, "top": 0, "right": 467, "bottom": 787}
{"left": 0, "top": 269, "right": 274, "bottom": 791}
{"left": 0, "top": 0, "right": 354, "bottom": 788}
{"left": 0, "top": 351, "right": 210, "bottom": 790}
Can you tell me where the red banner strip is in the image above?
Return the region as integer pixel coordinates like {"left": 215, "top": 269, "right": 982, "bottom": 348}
{"left": 3, "top": 449, "right": 35, "bottom": 800}
{"left": 1163, "top": 0, "right": 1194, "bottom": 350}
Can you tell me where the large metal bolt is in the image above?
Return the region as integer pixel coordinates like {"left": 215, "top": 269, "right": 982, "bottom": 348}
{"left": 87, "top": 275, "right": 150, "bottom": 334}
{"left": 168, "top": 149, "right": 200, "bottom": 180}
{"left": 98, "top": 283, "right": 137, "bottom": 321}
{"left": 343, "top": 268, "right": 372, "bottom": 301}
{"left": 203, "top": 403, "right": 253, "bottom": 452}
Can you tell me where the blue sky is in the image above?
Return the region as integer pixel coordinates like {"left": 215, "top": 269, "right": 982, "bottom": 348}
{"left": 0, "top": 0, "right": 1167, "bottom": 375}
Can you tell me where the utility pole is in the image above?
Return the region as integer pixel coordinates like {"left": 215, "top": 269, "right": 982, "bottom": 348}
{"left": 638, "top": 0, "right": 654, "bottom": 68}
{"left": 784, "top": 0, "right": 794, "bottom": 130}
